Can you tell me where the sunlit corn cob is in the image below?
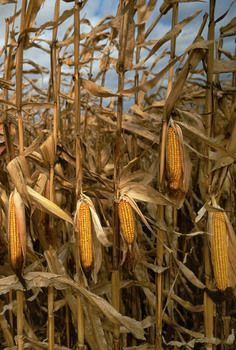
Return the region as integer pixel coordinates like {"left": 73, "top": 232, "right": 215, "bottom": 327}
{"left": 118, "top": 199, "right": 135, "bottom": 245}
{"left": 211, "top": 211, "right": 228, "bottom": 291}
{"left": 8, "top": 190, "right": 26, "bottom": 277}
{"left": 77, "top": 202, "right": 93, "bottom": 269}
{"left": 166, "top": 125, "right": 183, "bottom": 190}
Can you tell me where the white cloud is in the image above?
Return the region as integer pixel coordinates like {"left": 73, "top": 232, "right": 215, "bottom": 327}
{"left": 0, "top": 0, "right": 235, "bottom": 111}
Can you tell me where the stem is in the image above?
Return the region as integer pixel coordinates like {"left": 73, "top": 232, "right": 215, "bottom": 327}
{"left": 4, "top": 14, "right": 14, "bottom": 332}
{"left": 112, "top": 0, "right": 130, "bottom": 347}
{"left": 3, "top": 17, "right": 14, "bottom": 161}
{"left": 168, "top": 5, "right": 179, "bottom": 349}
{"left": 48, "top": 286, "right": 54, "bottom": 350}
{"left": 0, "top": 300, "right": 14, "bottom": 347}
{"left": 15, "top": 2, "right": 27, "bottom": 349}
{"left": 16, "top": 0, "right": 27, "bottom": 154}
{"left": 204, "top": 1, "right": 215, "bottom": 349}
{"left": 47, "top": 2, "right": 60, "bottom": 348}
{"left": 66, "top": 305, "right": 70, "bottom": 348}
{"left": 52, "top": 0, "right": 60, "bottom": 144}
{"left": 16, "top": 290, "right": 24, "bottom": 350}
{"left": 166, "top": 4, "right": 178, "bottom": 97}
{"left": 77, "top": 295, "right": 85, "bottom": 350}
{"left": 135, "top": 0, "right": 145, "bottom": 105}
{"left": 156, "top": 4, "right": 178, "bottom": 349}
{"left": 84, "top": 48, "right": 94, "bottom": 138}
{"left": 74, "top": 2, "right": 85, "bottom": 349}
{"left": 112, "top": 270, "right": 120, "bottom": 345}
{"left": 74, "top": 0, "right": 82, "bottom": 197}
{"left": 156, "top": 206, "right": 164, "bottom": 350}
{"left": 8, "top": 291, "right": 13, "bottom": 333}
{"left": 48, "top": 165, "right": 55, "bottom": 350}
{"left": 96, "top": 63, "right": 107, "bottom": 172}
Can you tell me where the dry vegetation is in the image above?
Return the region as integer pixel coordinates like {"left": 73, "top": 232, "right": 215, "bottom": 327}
{"left": 0, "top": 0, "right": 236, "bottom": 349}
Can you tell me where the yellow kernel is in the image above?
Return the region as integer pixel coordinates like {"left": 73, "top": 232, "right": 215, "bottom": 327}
{"left": 118, "top": 200, "right": 135, "bottom": 245}
{"left": 211, "top": 212, "right": 228, "bottom": 291}
{"left": 77, "top": 202, "right": 93, "bottom": 269}
{"left": 167, "top": 126, "right": 183, "bottom": 190}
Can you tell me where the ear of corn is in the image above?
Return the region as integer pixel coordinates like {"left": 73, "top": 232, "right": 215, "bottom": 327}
{"left": 166, "top": 125, "right": 183, "bottom": 190}
{"left": 76, "top": 202, "right": 93, "bottom": 269}
{"left": 118, "top": 199, "right": 135, "bottom": 245}
{"left": 210, "top": 211, "right": 228, "bottom": 291}
{"left": 8, "top": 190, "right": 26, "bottom": 277}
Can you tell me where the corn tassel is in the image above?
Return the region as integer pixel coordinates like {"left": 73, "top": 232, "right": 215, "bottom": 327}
{"left": 166, "top": 125, "right": 183, "bottom": 190}
{"left": 77, "top": 202, "right": 93, "bottom": 269}
{"left": 118, "top": 199, "right": 135, "bottom": 245}
{"left": 211, "top": 211, "right": 228, "bottom": 291}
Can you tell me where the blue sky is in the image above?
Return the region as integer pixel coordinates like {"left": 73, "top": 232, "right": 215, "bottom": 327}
{"left": 0, "top": 0, "right": 235, "bottom": 96}
{"left": 0, "top": 1, "right": 234, "bottom": 44}
{"left": 0, "top": 0, "right": 236, "bottom": 59}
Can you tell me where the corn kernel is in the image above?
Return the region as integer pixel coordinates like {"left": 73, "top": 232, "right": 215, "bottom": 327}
{"left": 118, "top": 200, "right": 135, "bottom": 245}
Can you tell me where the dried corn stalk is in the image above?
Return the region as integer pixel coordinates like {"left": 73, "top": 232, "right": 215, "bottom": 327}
{"left": 8, "top": 189, "right": 26, "bottom": 284}
{"left": 118, "top": 198, "right": 135, "bottom": 246}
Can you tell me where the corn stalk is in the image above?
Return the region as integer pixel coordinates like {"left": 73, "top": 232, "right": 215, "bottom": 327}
{"left": 74, "top": 1, "right": 85, "bottom": 349}
{"left": 112, "top": 1, "right": 131, "bottom": 348}
{"left": 15, "top": 1, "right": 27, "bottom": 349}
{"left": 204, "top": 1, "right": 216, "bottom": 349}
{"left": 156, "top": 4, "right": 179, "bottom": 349}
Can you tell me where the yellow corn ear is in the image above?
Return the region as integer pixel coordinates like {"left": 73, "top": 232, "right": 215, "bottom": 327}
{"left": 166, "top": 126, "right": 183, "bottom": 190}
{"left": 118, "top": 199, "right": 135, "bottom": 245}
{"left": 77, "top": 202, "right": 93, "bottom": 269}
{"left": 211, "top": 211, "right": 228, "bottom": 291}
{"left": 8, "top": 191, "right": 25, "bottom": 275}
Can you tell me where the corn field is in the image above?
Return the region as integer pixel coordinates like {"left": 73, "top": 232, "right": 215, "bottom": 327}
{"left": 0, "top": 0, "right": 236, "bottom": 349}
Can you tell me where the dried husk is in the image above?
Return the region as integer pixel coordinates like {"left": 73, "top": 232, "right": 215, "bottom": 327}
{"left": 40, "top": 134, "right": 55, "bottom": 167}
